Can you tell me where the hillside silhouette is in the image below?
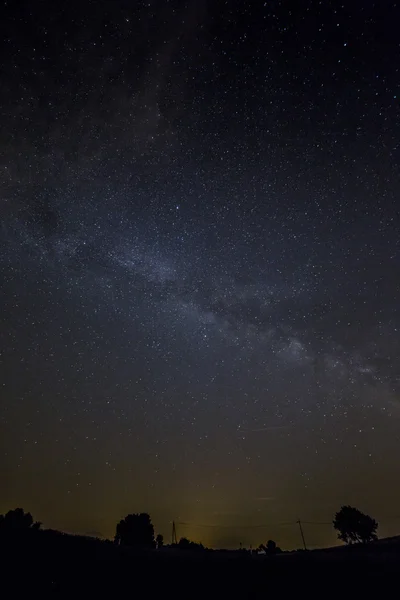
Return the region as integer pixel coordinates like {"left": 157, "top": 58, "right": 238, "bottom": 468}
{"left": 1, "top": 506, "right": 400, "bottom": 596}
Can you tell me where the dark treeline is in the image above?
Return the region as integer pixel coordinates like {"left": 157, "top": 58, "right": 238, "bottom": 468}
{"left": 0, "top": 505, "right": 399, "bottom": 596}
{"left": 0, "top": 504, "right": 380, "bottom": 551}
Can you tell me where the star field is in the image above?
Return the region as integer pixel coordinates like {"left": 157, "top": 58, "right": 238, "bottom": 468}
{"left": 0, "top": 0, "right": 399, "bottom": 549}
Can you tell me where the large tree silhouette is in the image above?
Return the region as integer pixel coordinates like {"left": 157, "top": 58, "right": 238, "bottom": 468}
{"left": 0, "top": 508, "right": 41, "bottom": 533}
{"left": 333, "top": 505, "right": 378, "bottom": 544}
{"left": 115, "top": 513, "right": 155, "bottom": 548}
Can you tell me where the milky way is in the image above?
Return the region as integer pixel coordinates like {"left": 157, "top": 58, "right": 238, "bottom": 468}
{"left": 1, "top": 0, "right": 399, "bottom": 549}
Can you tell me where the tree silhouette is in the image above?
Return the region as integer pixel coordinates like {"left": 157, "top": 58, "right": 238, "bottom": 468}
{"left": 258, "top": 539, "right": 282, "bottom": 554}
{"left": 178, "top": 537, "right": 205, "bottom": 551}
{"left": 156, "top": 533, "right": 164, "bottom": 548}
{"left": 333, "top": 505, "right": 378, "bottom": 544}
{"left": 115, "top": 513, "right": 155, "bottom": 548}
{"left": 0, "top": 508, "right": 41, "bottom": 533}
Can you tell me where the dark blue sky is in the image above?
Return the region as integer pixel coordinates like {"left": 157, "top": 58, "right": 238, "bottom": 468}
{"left": 0, "top": 0, "right": 399, "bottom": 549}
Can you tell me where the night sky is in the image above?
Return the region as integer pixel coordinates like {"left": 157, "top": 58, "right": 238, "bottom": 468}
{"left": 1, "top": 0, "right": 399, "bottom": 550}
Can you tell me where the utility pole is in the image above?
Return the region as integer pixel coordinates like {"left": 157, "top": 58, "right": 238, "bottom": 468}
{"left": 297, "top": 519, "right": 307, "bottom": 551}
{"left": 171, "top": 521, "right": 178, "bottom": 545}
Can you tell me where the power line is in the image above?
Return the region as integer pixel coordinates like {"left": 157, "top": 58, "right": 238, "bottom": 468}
{"left": 301, "top": 521, "right": 332, "bottom": 525}
{"left": 177, "top": 519, "right": 400, "bottom": 528}
{"left": 177, "top": 521, "right": 295, "bottom": 529}
{"left": 176, "top": 514, "right": 400, "bottom": 533}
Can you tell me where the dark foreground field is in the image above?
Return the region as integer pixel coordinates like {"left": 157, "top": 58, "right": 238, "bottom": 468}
{"left": 2, "top": 530, "right": 400, "bottom": 597}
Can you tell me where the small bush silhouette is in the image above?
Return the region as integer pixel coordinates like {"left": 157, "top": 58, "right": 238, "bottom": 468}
{"left": 178, "top": 537, "right": 205, "bottom": 551}
{"left": 259, "top": 539, "right": 282, "bottom": 554}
